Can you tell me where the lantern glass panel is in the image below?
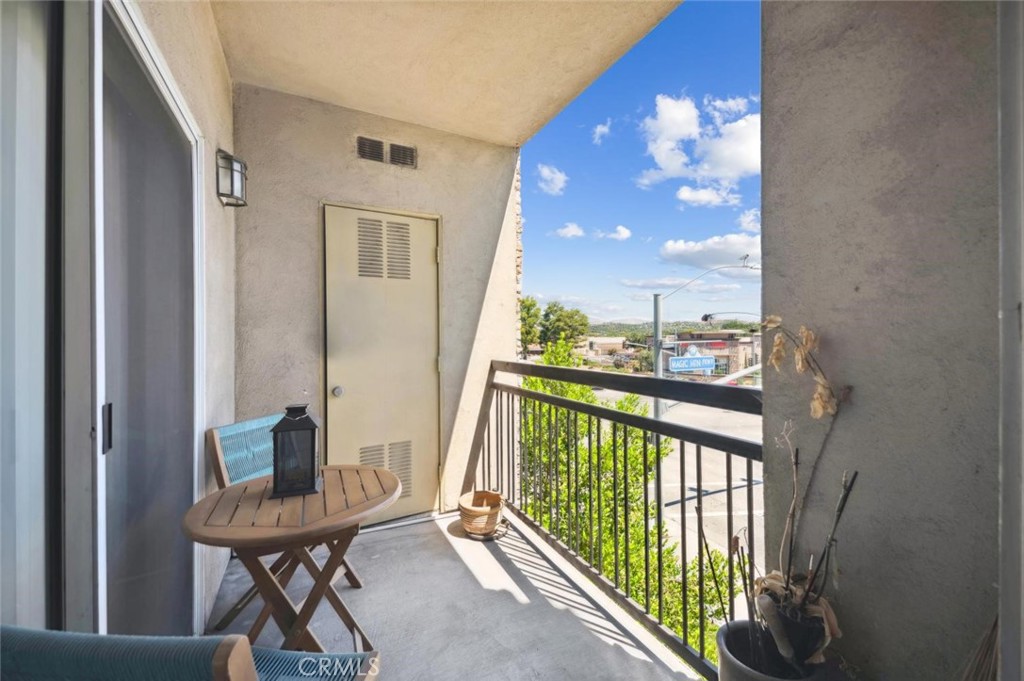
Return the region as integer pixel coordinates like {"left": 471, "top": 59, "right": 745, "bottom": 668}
{"left": 232, "top": 164, "right": 245, "bottom": 203}
{"left": 274, "top": 431, "right": 314, "bottom": 493}
{"left": 217, "top": 162, "right": 232, "bottom": 199}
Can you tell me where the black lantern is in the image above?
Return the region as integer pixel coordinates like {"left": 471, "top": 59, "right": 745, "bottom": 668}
{"left": 270, "top": 404, "right": 322, "bottom": 498}
{"left": 216, "top": 149, "right": 247, "bottom": 207}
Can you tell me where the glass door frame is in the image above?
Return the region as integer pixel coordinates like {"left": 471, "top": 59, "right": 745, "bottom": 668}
{"left": 62, "top": 0, "right": 208, "bottom": 635}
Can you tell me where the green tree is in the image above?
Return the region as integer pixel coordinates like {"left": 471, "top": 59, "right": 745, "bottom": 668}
{"left": 517, "top": 338, "right": 739, "bottom": 663}
{"left": 519, "top": 296, "right": 541, "bottom": 358}
{"left": 539, "top": 302, "right": 589, "bottom": 347}
{"left": 625, "top": 329, "right": 651, "bottom": 346}
{"left": 635, "top": 349, "right": 654, "bottom": 373}
{"left": 718, "top": 320, "right": 758, "bottom": 332}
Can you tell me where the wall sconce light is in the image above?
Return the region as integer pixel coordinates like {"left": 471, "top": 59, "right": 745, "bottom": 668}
{"left": 216, "top": 149, "right": 247, "bottom": 207}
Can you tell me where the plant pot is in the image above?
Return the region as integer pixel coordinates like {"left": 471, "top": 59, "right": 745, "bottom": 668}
{"left": 458, "top": 490, "right": 503, "bottom": 537}
{"left": 717, "top": 621, "right": 827, "bottom": 681}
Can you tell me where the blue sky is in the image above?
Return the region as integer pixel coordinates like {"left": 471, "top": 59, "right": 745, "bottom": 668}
{"left": 521, "top": 1, "right": 761, "bottom": 324}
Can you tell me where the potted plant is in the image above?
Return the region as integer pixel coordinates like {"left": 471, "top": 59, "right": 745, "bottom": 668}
{"left": 716, "top": 316, "right": 858, "bottom": 680}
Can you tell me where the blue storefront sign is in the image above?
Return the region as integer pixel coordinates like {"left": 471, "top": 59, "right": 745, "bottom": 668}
{"left": 669, "top": 355, "right": 717, "bottom": 372}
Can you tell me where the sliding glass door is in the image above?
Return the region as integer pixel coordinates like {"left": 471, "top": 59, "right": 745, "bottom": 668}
{"left": 102, "top": 8, "right": 194, "bottom": 635}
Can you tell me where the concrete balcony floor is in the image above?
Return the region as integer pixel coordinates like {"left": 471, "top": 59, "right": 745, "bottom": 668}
{"left": 208, "top": 514, "right": 701, "bottom": 680}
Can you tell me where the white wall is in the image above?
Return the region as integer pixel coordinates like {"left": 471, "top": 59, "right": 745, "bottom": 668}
{"left": 762, "top": 3, "right": 999, "bottom": 678}
{"left": 233, "top": 84, "right": 520, "bottom": 512}
{"left": 132, "top": 0, "right": 236, "bottom": 621}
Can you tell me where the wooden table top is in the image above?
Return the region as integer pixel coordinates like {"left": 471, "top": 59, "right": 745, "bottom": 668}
{"left": 182, "top": 465, "right": 401, "bottom": 550}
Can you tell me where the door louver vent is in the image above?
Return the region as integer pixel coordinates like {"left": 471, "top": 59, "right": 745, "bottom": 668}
{"left": 388, "top": 441, "right": 413, "bottom": 498}
{"left": 386, "top": 222, "right": 412, "bottom": 280}
{"left": 357, "top": 218, "right": 384, "bottom": 278}
{"left": 358, "top": 441, "right": 412, "bottom": 498}
{"left": 389, "top": 144, "right": 417, "bottom": 168}
{"left": 358, "top": 444, "right": 386, "bottom": 468}
{"left": 357, "top": 137, "right": 385, "bottom": 162}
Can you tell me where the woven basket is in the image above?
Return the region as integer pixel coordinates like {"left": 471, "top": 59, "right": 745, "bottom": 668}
{"left": 458, "top": 490, "right": 503, "bottom": 537}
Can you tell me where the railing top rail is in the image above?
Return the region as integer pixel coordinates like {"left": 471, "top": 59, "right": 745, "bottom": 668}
{"left": 491, "top": 359, "right": 763, "bottom": 415}
{"left": 493, "top": 382, "right": 763, "bottom": 461}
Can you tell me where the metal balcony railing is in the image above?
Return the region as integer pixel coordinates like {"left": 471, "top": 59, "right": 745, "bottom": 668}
{"left": 474, "top": 360, "right": 764, "bottom": 679}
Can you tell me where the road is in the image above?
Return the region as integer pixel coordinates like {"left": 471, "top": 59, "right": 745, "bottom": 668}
{"left": 593, "top": 388, "right": 766, "bottom": 572}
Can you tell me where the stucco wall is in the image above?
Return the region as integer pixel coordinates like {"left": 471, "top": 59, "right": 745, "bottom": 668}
{"left": 233, "top": 84, "right": 519, "bottom": 512}
{"left": 762, "top": 3, "right": 999, "bottom": 678}
{"left": 132, "top": 0, "right": 235, "bottom": 622}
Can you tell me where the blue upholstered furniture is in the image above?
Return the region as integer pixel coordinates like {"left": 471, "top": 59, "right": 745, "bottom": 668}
{"left": 0, "top": 625, "right": 376, "bottom": 681}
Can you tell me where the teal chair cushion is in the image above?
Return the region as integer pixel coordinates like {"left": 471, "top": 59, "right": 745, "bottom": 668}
{"left": 215, "top": 414, "right": 280, "bottom": 484}
{"left": 0, "top": 625, "right": 230, "bottom": 681}
{"left": 252, "top": 647, "right": 373, "bottom": 681}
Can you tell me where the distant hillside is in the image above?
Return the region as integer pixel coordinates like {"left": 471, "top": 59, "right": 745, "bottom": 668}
{"left": 589, "top": 320, "right": 758, "bottom": 337}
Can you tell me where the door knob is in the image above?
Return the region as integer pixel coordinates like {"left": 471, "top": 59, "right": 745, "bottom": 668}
{"left": 332, "top": 386, "right": 344, "bottom": 397}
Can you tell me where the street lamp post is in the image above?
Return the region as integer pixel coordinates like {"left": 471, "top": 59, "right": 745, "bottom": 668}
{"left": 652, "top": 261, "right": 758, "bottom": 420}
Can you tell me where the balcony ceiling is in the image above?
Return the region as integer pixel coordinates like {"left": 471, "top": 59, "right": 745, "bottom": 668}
{"left": 210, "top": 1, "right": 678, "bottom": 146}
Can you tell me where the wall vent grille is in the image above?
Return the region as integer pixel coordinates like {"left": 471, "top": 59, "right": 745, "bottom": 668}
{"left": 356, "top": 136, "right": 385, "bottom": 162}
{"left": 388, "top": 441, "right": 413, "bottom": 498}
{"left": 386, "top": 222, "right": 412, "bottom": 280}
{"left": 356, "top": 136, "right": 417, "bottom": 168}
{"left": 389, "top": 144, "right": 417, "bottom": 168}
{"left": 356, "top": 218, "right": 384, "bottom": 278}
{"left": 358, "top": 444, "right": 386, "bottom": 468}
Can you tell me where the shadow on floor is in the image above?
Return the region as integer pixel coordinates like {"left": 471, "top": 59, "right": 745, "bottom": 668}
{"left": 207, "top": 517, "right": 689, "bottom": 680}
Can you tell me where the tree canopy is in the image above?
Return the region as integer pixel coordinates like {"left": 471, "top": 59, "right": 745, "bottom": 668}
{"left": 519, "top": 296, "right": 541, "bottom": 358}
{"left": 539, "top": 301, "right": 589, "bottom": 346}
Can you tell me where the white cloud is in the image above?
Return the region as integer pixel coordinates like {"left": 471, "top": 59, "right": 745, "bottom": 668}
{"left": 538, "top": 294, "right": 624, "bottom": 320}
{"left": 693, "top": 114, "right": 761, "bottom": 182}
{"left": 676, "top": 185, "right": 740, "bottom": 207}
{"left": 620, "top": 277, "right": 742, "bottom": 293}
{"left": 537, "top": 163, "right": 568, "bottom": 196}
{"left": 626, "top": 292, "right": 654, "bottom": 302}
{"left": 659, "top": 233, "right": 761, "bottom": 271}
{"left": 636, "top": 94, "right": 701, "bottom": 187}
{"left": 635, "top": 93, "right": 761, "bottom": 206}
{"left": 596, "top": 225, "right": 632, "bottom": 241}
{"left": 703, "top": 95, "right": 749, "bottom": 128}
{"left": 738, "top": 208, "right": 761, "bottom": 233}
{"left": 553, "top": 222, "right": 584, "bottom": 239}
{"left": 702, "top": 294, "right": 737, "bottom": 303}
{"left": 592, "top": 118, "right": 612, "bottom": 145}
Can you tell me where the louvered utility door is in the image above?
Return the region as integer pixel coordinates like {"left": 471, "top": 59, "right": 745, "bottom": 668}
{"left": 324, "top": 205, "right": 439, "bottom": 522}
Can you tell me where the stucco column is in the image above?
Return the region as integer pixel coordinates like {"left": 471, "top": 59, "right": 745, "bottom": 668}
{"left": 762, "top": 3, "right": 999, "bottom": 678}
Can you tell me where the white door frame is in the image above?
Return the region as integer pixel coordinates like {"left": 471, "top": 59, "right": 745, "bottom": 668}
{"left": 74, "top": 0, "right": 208, "bottom": 635}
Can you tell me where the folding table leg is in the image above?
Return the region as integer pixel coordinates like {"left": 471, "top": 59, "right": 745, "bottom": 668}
{"left": 212, "top": 551, "right": 293, "bottom": 632}
{"left": 294, "top": 544, "right": 373, "bottom": 652}
{"left": 248, "top": 554, "right": 301, "bottom": 643}
{"left": 279, "top": 535, "right": 351, "bottom": 651}
{"left": 237, "top": 550, "right": 325, "bottom": 652}
{"left": 341, "top": 556, "right": 363, "bottom": 588}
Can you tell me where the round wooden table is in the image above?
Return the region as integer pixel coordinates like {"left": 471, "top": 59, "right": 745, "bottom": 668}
{"left": 183, "top": 465, "right": 401, "bottom": 653}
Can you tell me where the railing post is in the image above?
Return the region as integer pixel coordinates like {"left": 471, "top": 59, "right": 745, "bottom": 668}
{"left": 653, "top": 293, "right": 663, "bottom": 421}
